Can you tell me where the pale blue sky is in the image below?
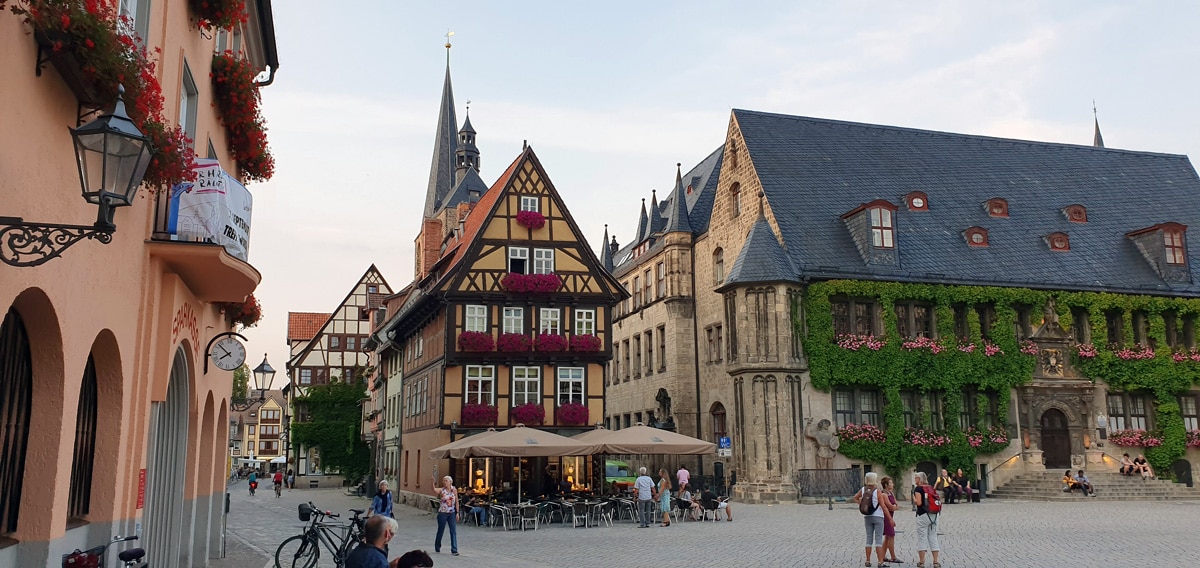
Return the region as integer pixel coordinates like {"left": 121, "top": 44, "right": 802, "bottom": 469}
{"left": 242, "top": 1, "right": 1200, "bottom": 383}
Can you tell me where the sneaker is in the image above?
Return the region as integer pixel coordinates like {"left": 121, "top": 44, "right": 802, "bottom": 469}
{"left": 452, "top": 552, "right": 460, "bottom": 556}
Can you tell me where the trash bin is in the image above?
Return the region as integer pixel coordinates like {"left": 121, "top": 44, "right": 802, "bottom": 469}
{"left": 973, "top": 478, "right": 986, "bottom": 502}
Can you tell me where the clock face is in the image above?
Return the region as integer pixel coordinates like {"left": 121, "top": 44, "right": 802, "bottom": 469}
{"left": 211, "top": 336, "right": 247, "bottom": 371}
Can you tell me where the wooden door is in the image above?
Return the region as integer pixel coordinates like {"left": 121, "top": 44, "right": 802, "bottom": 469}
{"left": 1039, "top": 409, "right": 1071, "bottom": 469}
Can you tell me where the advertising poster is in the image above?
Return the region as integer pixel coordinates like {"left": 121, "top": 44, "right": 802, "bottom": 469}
{"left": 166, "top": 159, "right": 253, "bottom": 262}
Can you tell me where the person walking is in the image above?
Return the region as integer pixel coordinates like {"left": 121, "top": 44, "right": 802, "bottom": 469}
{"left": 634, "top": 467, "right": 655, "bottom": 528}
{"left": 853, "top": 471, "right": 888, "bottom": 567}
{"left": 372, "top": 480, "right": 395, "bottom": 518}
{"left": 657, "top": 468, "right": 672, "bottom": 527}
{"left": 344, "top": 515, "right": 396, "bottom": 568}
{"left": 287, "top": 468, "right": 295, "bottom": 490}
{"left": 430, "top": 475, "right": 459, "bottom": 556}
{"left": 912, "top": 472, "right": 941, "bottom": 568}
{"left": 881, "top": 477, "right": 901, "bottom": 564}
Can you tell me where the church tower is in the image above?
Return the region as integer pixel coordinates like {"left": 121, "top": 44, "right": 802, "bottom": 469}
{"left": 455, "top": 109, "right": 480, "bottom": 185}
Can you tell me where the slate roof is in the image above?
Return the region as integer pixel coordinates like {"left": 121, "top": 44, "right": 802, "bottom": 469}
{"left": 724, "top": 215, "right": 799, "bottom": 286}
{"left": 733, "top": 109, "right": 1200, "bottom": 296}
{"left": 436, "top": 168, "right": 490, "bottom": 216}
{"left": 423, "top": 65, "right": 459, "bottom": 217}
{"left": 287, "top": 312, "right": 329, "bottom": 342}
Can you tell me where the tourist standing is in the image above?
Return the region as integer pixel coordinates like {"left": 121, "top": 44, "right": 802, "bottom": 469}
{"left": 657, "top": 468, "right": 672, "bottom": 527}
{"left": 430, "top": 475, "right": 459, "bottom": 556}
{"left": 881, "top": 477, "right": 901, "bottom": 564}
{"left": 912, "top": 472, "right": 941, "bottom": 568}
{"left": 372, "top": 480, "right": 395, "bottom": 518}
{"left": 853, "top": 471, "right": 888, "bottom": 567}
{"left": 634, "top": 467, "right": 655, "bottom": 528}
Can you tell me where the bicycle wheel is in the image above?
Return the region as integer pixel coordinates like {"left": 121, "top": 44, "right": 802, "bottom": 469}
{"left": 275, "top": 534, "right": 319, "bottom": 568}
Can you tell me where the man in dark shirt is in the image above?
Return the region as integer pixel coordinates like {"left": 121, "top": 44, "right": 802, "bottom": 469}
{"left": 345, "top": 515, "right": 394, "bottom": 568}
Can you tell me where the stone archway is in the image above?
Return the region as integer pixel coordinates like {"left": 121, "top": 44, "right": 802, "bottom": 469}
{"left": 1039, "top": 408, "right": 1071, "bottom": 469}
{"left": 1171, "top": 459, "right": 1193, "bottom": 488}
{"left": 144, "top": 347, "right": 191, "bottom": 566}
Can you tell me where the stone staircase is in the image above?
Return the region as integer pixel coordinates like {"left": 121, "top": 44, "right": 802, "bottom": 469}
{"left": 989, "top": 471, "right": 1200, "bottom": 501}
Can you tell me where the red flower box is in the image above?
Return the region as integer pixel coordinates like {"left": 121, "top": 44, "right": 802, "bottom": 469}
{"left": 556, "top": 403, "right": 589, "bottom": 425}
{"left": 457, "top": 331, "right": 494, "bottom": 352}
{"left": 461, "top": 403, "right": 498, "bottom": 426}
{"left": 217, "top": 293, "right": 262, "bottom": 329}
{"left": 188, "top": 0, "right": 249, "bottom": 31}
{"left": 501, "top": 272, "right": 560, "bottom": 293}
{"left": 535, "top": 333, "right": 568, "bottom": 352}
{"left": 211, "top": 52, "right": 274, "bottom": 182}
{"left": 515, "top": 210, "right": 546, "bottom": 230}
{"left": 569, "top": 334, "right": 601, "bottom": 352}
{"left": 497, "top": 333, "right": 532, "bottom": 352}
{"left": 511, "top": 403, "right": 545, "bottom": 425}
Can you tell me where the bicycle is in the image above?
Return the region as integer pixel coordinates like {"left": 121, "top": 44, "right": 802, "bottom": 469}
{"left": 275, "top": 481, "right": 283, "bottom": 498}
{"left": 274, "top": 502, "right": 367, "bottom": 568}
{"left": 62, "top": 534, "right": 146, "bottom": 567}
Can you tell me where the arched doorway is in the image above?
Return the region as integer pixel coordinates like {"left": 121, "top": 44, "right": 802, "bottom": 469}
{"left": 1039, "top": 408, "right": 1071, "bottom": 469}
{"left": 144, "top": 347, "right": 190, "bottom": 566}
{"left": 1171, "top": 459, "right": 1193, "bottom": 488}
{"left": 0, "top": 307, "right": 32, "bottom": 536}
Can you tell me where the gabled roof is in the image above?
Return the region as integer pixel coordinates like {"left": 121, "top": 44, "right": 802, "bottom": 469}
{"left": 287, "top": 264, "right": 390, "bottom": 368}
{"left": 733, "top": 109, "right": 1200, "bottom": 296}
{"left": 723, "top": 215, "right": 799, "bottom": 286}
{"left": 433, "top": 152, "right": 524, "bottom": 281}
{"left": 287, "top": 312, "right": 330, "bottom": 342}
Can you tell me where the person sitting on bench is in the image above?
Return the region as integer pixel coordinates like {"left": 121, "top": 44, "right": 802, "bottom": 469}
{"left": 953, "top": 468, "right": 975, "bottom": 503}
{"left": 935, "top": 469, "right": 961, "bottom": 504}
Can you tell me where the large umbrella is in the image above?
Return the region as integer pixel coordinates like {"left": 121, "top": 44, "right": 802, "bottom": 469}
{"left": 574, "top": 423, "right": 716, "bottom": 455}
{"left": 428, "top": 424, "right": 598, "bottom": 499}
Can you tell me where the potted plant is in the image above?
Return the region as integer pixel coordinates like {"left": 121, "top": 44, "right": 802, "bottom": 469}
{"left": 461, "top": 403, "right": 498, "bottom": 426}
{"left": 457, "top": 331, "right": 494, "bottom": 352}
{"left": 497, "top": 332, "right": 532, "bottom": 352}
{"left": 556, "top": 402, "right": 589, "bottom": 425}
{"left": 188, "top": 0, "right": 248, "bottom": 31}
{"left": 515, "top": 210, "right": 546, "bottom": 230}
{"left": 217, "top": 293, "right": 262, "bottom": 329}
{"left": 211, "top": 52, "right": 274, "bottom": 182}
{"left": 511, "top": 403, "right": 545, "bottom": 425}
{"left": 569, "top": 334, "right": 601, "bottom": 352}
{"left": 534, "top": 333, "right": 567, "bottom": 352}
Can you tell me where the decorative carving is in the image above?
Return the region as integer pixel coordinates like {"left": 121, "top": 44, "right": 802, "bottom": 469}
{"left": 804, "top": 418, "right": 839, "bottom": 469}
{"left": 0, "top": 220, "right": 112, "bottom": 267}
{"left": 655, "top": 388, "right": 672, "bottom": 419}
{"left": 1041, "top": 348, "right": 1064, "bottom": 376}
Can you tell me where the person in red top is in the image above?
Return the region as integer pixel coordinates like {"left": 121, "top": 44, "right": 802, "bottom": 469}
{"left": 273, "top": 470, "right": 284, "bottom": 498}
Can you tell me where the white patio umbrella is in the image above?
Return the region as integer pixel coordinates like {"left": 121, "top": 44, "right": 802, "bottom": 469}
{"left": 429, "top": 424, "right": 598, "bottom": 499}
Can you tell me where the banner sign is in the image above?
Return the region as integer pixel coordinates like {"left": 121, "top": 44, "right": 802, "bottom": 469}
{"left": 166, "top": 159, "right": 253, "bottom": 261}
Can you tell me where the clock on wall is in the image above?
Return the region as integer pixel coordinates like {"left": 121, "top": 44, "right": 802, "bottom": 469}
{"left": 209, "top": 334, "right": 247, "bottom": 371}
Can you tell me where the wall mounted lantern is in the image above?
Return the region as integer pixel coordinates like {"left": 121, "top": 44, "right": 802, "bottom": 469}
{"left": 0, "top": 85, "right": 151, "bottom": 267}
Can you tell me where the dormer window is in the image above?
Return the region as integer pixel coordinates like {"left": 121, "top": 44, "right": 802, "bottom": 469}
{"left": 841, "top": 200, "right": 898, "bottom": 265}
{"left": 1126, "top": 222, "right": 1190, "bottom": 282}
{"left": 1046, "top": 232, "right": 1070, "bottom": 251}
{"left": 985, "top": 198, "right": 1009, "bottom": 218}
{"left": 906, "top": 191, "right": 929, "bottom": 211}
{"left": 1063, "top": 204, "right": 1087, "bottom": 223}
{"left": 963, "top": 227, "right": 989, "bottom": 247}
{"left": 1166, "top": 228, "right": 1186, "bottom": 265}
{"left": 870, "top": 207, "right": 894, "bottom": 248}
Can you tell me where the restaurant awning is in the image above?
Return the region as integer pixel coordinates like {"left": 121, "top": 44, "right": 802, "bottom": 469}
{"left": 573, "top": 423, "right": 716, "bottom": 455}
{"left": 428, "top": 424, "right": 597, "bottom": 459}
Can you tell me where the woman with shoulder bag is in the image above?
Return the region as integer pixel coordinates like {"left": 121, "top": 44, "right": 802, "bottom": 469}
{"left": 853, "top": 472, "right": 889, "bottom": 567}
{"left": 911, "top": 472, "right": 941, "bottom": 568}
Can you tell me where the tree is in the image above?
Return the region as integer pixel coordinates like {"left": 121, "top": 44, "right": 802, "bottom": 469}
{"left": 290, "top": 367, "right": 371, "bottom": 482}
{"left": 232, "top": 363, "right": 249, "bottom": 405}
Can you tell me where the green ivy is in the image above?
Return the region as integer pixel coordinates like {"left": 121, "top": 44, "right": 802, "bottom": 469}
{"left": 291, "top": 373, "right": 372, "bottom": 482}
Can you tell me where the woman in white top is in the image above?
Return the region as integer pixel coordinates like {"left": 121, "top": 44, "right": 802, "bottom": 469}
{"left": 853, "top": 471, "right": 891, "bottom": 567}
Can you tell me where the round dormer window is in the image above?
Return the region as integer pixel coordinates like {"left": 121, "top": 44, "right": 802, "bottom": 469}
{"left": 971, "top": 232, "right": 984, "bottom": 244}
{"left": 912, "top": 197, "right": 925, "bottom": 208}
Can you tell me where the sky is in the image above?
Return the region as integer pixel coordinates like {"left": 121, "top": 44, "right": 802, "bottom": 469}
{"left": 239, "top": 0, "right": 1200, "bottom": 387}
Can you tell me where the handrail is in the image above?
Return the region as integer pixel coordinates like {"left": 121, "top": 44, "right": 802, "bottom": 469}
{"left": 984, "top": 452, "right": 1021, "bottom": 478}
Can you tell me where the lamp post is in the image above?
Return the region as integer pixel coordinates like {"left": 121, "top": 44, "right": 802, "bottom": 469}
{"left": 1, "top": 85, "right": 152, "bottom": 267}
{"left": 230, "top": 354, "right": 274, "bottom": 411}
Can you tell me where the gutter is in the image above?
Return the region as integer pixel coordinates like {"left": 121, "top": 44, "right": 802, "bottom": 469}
{"left": 254, "top": 0, "right": 280, "bottom": 87}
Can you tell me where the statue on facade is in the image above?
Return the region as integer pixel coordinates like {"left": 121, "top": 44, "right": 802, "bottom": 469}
{"left": 804, "top": 418, "right": 839, "bottom": 469}
{"left": 656, "top": 388, "right": 672, "bottom": 421}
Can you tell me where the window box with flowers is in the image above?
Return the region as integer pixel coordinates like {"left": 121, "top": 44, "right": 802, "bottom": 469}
{"left": 211, "top": 52, "right": 275, "bottom": 182}
{"left": 8, "top": 0, "right": 195, "bottom": 189}
{"left": 188, "top": 0, "right": 248, "bottom": 31}
{"left": 515, "top": 210, "right": 546, "bottom": 230}
{"left": 1187, "top": 430, "right": 1200, "bottom": 449}
{"left": 964, "top": 426, "right": 1010, "bottom": 454}
{"left": 1108, "top": 429, "right": 1164, "bottom": 448}
{"left": 215, "top": 293, "right": 261, "bottom": 329}
{"left": 457, "top": 331, "right": 494, "bottom": 352}
{"left": 501, "top": 273, "right": 560, "bottom": 293}
{"left": 461, "top": 403, "right": 498, "bottom": 426}
{"left": 569, "top": 334, "right": 601, "bottom": 352}
{"left": 556, "top": 403, "right": 589, "bottom": 425}
{"left": 534, "top": 333, "right": 567, "bottom": 352}
{"left": 511, "top": 403, "right": 545, "bottom": 425}
{"left": 497, "top": 333, "right": 531, "bottom": 352}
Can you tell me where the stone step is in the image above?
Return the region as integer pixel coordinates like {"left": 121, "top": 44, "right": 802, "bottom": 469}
{"left": 989, "top": 471, "right": 1200, "bottom": 502}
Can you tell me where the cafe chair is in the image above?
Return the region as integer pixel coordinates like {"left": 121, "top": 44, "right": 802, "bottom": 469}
{"left": 700, "top": 496, "right": 721, "bottom": 523}
{"left": 571, "top": 501, "right": 590, "bottom": 528}
{"left": 519, "top": 504, "right": 540, "bottom": 531}
{"left": 489, "top": 503, "right": 513, "bottom": 530}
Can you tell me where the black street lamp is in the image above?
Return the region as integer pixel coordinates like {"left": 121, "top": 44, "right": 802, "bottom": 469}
{"left": 1, "top": 85, "right": 152, "bottom": 267}
{"left": 231, "top": 354, "right": 275, "bottom": 411}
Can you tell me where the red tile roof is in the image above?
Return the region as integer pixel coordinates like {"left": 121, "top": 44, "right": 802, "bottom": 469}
{"left": 436, "top": 150, "right": 527, "bottom": 283}
{"left": 287, "top": 312, "right": 330, "bottom": 341}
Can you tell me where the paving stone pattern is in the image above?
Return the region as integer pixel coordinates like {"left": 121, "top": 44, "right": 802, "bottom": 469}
{"left": 212, "top": 481, "right": 1199, "bottom": 568}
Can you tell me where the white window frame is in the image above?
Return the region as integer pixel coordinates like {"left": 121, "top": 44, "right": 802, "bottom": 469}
{"left": 557, "top": 367, "right": 585, "bottom": 406}
{"left": 466, "top": 365, "right": 495, "bottom": 405}
{"left": 539, "top": 308, "right": 561, "bottom": 335}
{"left": 520, "top": 195, "right": 539, "bottom": 212}
{"left": 574, "top": 309, "right": 595, "bottom": 336}
{"left": 417, "top": 336, "right": 424, "bottom": 357}
{"left": 533, "top": 248, "right": 555, "bottom": 274}
{"left": 503, "top": 307, "right": 524, "bottom": 335}
{"left": 508, "top": 247, "right": 530, "bottom": 274}
{"left": 870, "top": 207, "right": 895, "bottom": 248}
{"left": 512, "top": 366, "right": 541, "bottom": 407}
{"left": 465, "top": 305, "right": 487, "bottom": 332}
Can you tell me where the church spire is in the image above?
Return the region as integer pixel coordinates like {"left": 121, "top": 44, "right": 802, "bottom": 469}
{"left": 423, "top": 36, "right": 459, "bottom": 218}
{"left": 636, "top": 198, "right": 648, "bottom": 243}
{"left": 665, "top": 162, "right": 693, "bottom": 234}
{"left": 1093, "top": 101, "right": 1105, "bottom": 148}
{"left": 600, "top": 224, "right": 613, "bottom": 271}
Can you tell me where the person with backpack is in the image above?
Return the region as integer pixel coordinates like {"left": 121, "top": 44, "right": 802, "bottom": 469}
{"left": 912, "top": 471, "right": 942, "bottom": 568}
{"left": 853, "top": 472, "right": 890, "bottom": 567}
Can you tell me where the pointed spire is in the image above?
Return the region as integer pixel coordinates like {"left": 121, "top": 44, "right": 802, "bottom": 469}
{"left": 648, "top": 189, "right": 667, "bottom": 236}
{"left": 665, "top": 162, "right": 693, "bottom": 234}
{"left": 423, "top": 40, "right": 460, "bottom": 218}
{"left": 455, "top": 102, "right": 480, "bottom": 186}
{"left": 600, "top": 224, "right": 613, "bottom": 271}
{"left": 609, "top": 234, "right": 619, "bottom": 265}
{"left": 1093, "top": 101, "right": 1105, "bottom": 148}
{"left": 636, "top": 198, "right": 648, "bottom": 243}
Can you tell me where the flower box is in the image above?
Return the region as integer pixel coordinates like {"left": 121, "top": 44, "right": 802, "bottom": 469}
{"left": 189, "top": 0, "right": 249, "bottom": 31}
{"left": 515, "top": 210, "right": 546, "bottom": 230}
{"left": 1187, "top": 430, "right": 1200, "bottom": 449}
{"left": 461, "top": 403, "right": 498, "bottom": 426}
{"left": 497, "top": 333, "right": 532, "bottom": 352}
{"left": 535, "top": 333, "right": 568, "bottom": 352}
{"left": 836, "top": 423, "right": 887, "bottom": 443}
{"left": 34, "top": 29, "right": 108, "bottom": 108}
{"left": 211, "top": 52, "right": 274, "bottom": 182}
{"left": 511, "top": 403, "right": 545, "bottom": 425}
{"left": 556, "top": 403, "right": 589, "bottom": 425}
{"left": 569, "top": 334, "right": 601, "bottom": 352}
{"left": 217, "top": 293, "right": 261, "bottom": 329}
{"left": 835, "top": 334, "right": 886, "bottom": 351}
{"left": 501, "top": 272, "right": 560, "bottom": 293}
{"left": 1108, "top": 429, "right": 1164, "bottom": 448}
{"left": 457, "top": 331, "right": 494, "bottom": 352}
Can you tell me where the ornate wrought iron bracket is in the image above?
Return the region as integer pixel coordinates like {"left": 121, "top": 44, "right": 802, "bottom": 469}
{"left": 0, "top": 216, "right": 114, "bottom": 267}
{"left": 230, "top": 391, "right": 266, "bottom": 412}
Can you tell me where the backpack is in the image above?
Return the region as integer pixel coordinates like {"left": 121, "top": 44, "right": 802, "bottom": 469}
{"left": 858, "top": 487, "right": 877, "bottom": 515}
{"left": 922, "top": 485, "right": 942, "bottom": 514}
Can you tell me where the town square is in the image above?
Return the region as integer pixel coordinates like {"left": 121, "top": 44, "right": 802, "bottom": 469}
{"left": 3, "top": 1, "right": 1200, "bottom": 567}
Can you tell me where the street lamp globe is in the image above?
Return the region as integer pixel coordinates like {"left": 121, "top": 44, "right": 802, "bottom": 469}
{"left": 252, "top": 354, "right": 275, "bottom": 393}
{"left": 69, "top": 85, "right": 152, "bottom": 229}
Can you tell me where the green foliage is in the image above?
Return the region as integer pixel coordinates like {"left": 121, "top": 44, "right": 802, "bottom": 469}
{"left": 231, "top": 364, "right": 249, "bottom": 405}
{"left": 290, "top": 370, "right": 371, "bottom": 482}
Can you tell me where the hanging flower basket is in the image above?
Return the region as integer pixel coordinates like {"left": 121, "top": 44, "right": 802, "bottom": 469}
{"left": 211, "top": 52, "right": 274, "bottom": 182}
{"left": 535, "top": 333, "right": 568, "bottom": 352}
{"left": 33, "top": 29, "right": 107, "bottom": 107}
{"left": 515, "top": 210, "right": 546, "bottom": 230}
{"left": 497, "top": 333, "right": 532, "bottom": 352}
{"left": 457, "top": 331, "right": 494, "bottom": 352}
{"left": 511, "top": 403, "right": 545, "bottom": 425}
{"left": 556, "top": 403, "right": 589, "bottom": 425}
{"left": 461, "top": 403, "right": 498, "bottom": 426}
{"left": 188, "top": 0, "right": 249, "bottom": 31}
{"left": 569, "top": 334, "right": 602, "bottom": 352}
{"left": 501, "top": 273, "right": 560, "bottom": 293}
{"left": 217, "top": 293, "right": 262, "bottom": 329}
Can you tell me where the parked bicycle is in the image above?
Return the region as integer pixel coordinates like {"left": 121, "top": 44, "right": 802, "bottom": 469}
{"left": 274, "top": 502, "right": 367, "bottom": 568}
{"left": 62, "top": 534, "right": 146, "bottom": 567}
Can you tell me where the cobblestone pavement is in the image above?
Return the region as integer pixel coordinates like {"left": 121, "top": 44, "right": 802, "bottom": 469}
{"left": 211, "top": 481, "right": 1199, "bottom": 568}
